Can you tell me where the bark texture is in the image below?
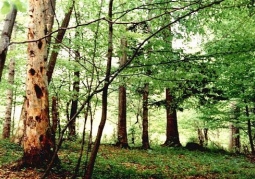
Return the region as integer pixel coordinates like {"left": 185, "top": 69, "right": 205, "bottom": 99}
{"left": 23, "top": 0, "right": 53, "bottom": 167}
{"left": 163, "top": 88, "right": 181, "bottom": 147}
{"left": 142, "top": 83, "right": 150, "bottom": 149}
{"left": 47, "top": 4, "right": 74, "bottom": 83}
{"left": 2, "top": 58, "right": 15, "bottom": 138}
{"left": 0, "top": 6, "right": 17, "bottom": 81}
{"left": 116, "top": 38, "right": 128, "bottom": 148}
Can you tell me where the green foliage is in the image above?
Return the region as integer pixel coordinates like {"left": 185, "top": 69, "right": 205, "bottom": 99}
{"left": 0, "top": 0, "right": 26, "bottom": 14}
{"left": 0, "top": 140, "right": 22, "bottom": 166}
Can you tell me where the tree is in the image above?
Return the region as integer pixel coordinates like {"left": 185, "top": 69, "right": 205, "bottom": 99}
{"left": 22, "top": 0, "right": 55, "bottom": 167}
{"left": 142, "top": 83, "right": 150, "bottom": 149}
{"left": 116, "top": 38, "right": 129, "bottom": 148}
{"left": 0, "top": 5, "right": 17, "bottom": 81}
{"left": 2, "top": 58, "right": 15, "bottom": 138}
{"left": 84, "top": 0, "right": 114, "bottom": 177}
{"left": 163, "top": 88, "right": 181, "bottom": 146}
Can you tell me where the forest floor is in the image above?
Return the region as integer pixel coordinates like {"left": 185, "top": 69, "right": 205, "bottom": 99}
{"left": 0, "top": 140, "right": 255, "bottom": 179}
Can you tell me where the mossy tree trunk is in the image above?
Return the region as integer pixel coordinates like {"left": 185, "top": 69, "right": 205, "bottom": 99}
{"left": 22, "top": 0, "right": 54, "bottom": 167}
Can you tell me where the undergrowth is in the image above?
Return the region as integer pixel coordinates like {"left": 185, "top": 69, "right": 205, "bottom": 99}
{"left": 0, "top": 140, "right": 255, "bottom": 179}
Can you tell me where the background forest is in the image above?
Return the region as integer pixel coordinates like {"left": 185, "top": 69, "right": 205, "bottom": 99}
{"left": 1, "top": 0, "right": 255, "bottom": 178}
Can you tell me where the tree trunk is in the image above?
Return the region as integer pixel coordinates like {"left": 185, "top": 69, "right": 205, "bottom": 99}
{"left": 246, "top": 105, "right": 255, "bottom": 154}
{"left": 0, "top": 5, "right": 17, "bottom": 81}
{"left": 116, "top": 38, "right": 129, "bottom": 148}
{"left": 229, "top": 103, "right": 240, "bottom": 153}
{"left": 142, "top": 83, "right": 150, "bottom": 149}
{"left": 12, "top": 98, "right": 26, "bottom": 145}
{"left": 47, "top": 4, "right": 74, "bottom": 83}
{"left": 51, "top": 96, "right": 58, "bottom": 151}
{"left": 229, "top": 123, "right": 240, "bottom": 153}
{"left": 84, "top": 1, "right": 113, "bottom": 178}
{"left": 68, "top": 70, "right": 80, "bottom": 138}
{"left": 12, "top": 0, "right": 56, "bottom": 146}
{"left": 163, "top": 88, "right": 181, "bottom": 147}
{"left": 22, "top": 0, "right": 54, "bottom": 167}
{"left": 68, "top": 47, "right": 80, "bottom": 139}
{"left": 2, "top": 58, "right": 15, "bottom": 139}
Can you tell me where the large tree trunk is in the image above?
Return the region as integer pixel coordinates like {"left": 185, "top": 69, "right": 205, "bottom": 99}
{"left": 2, "top": 58, "right": 15, "bottom": 139}
{"left": 116, "top": 38, "right": 129, "bottom": 148}
{"left": 22, "top": 0, "right": 54, "bottom": 167}
{"left": 0, "top": 5, "right": 17, "bottom": 81}
{"left": 163, "top": 88, "right": 181, "bottom": 147}
{"left": 84, "top": 1, "right": 114, "bottom": 178}
{"left": 142, "top": 83, "right": 150, "bottom": 149}
{"left": 13, "top": 0, "right": 56, "bottom": 146}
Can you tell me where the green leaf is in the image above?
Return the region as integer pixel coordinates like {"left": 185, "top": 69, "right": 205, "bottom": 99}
{"left": 13, "top": 0, "right": 26, "bottom": 12}
{"left": 1, "top": 1, "right": 11, "bottom": 14}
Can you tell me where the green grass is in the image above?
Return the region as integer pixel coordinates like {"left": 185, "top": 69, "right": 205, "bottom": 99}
{"left": 0, "top": 140, "right": 255, "bottom": 179}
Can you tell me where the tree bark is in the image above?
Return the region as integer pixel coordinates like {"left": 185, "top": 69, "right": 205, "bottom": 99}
{"left": 163, "top": 88, "right": 181, "bottom": 147}
{"left": 2, "top": 58, "right": 15, "bottom": 139}
{"left": 116, "top": 38, "right": 129, "bottom": 148}
{"left": 229, "top": 103, "right": 240, "bottom": 153}
{"left": 47, "top": 4, "right": 74, "bottom": 83}
{"left": 246, "top": 105, "right": 255, "bottom": 154}
{"left": 68, "top": 67, "right": 80, "bottom": 138}
{"left": 142, "top": 83, "right": 150, "bottom": 149}
{"left": 22, "top": 0, "right": 54, "bottom": 167}
{"left": 0, "top": 5, "right": 17, "bottom": 81}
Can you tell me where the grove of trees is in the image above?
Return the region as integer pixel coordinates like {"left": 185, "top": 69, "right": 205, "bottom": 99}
{"left": 1, "top": 0, "right": 255, "bottom": 178}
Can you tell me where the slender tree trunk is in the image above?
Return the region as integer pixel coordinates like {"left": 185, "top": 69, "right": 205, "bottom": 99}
{"left": 12, "top": 98, "right": 26, "bottom": 145}
{"left": 246, "top": 105, "right": 255, "bottom": 154}
{"left": 84, "top": 1, "right": 114, "bottom": 178}
{"left": 2, "top": 58, "right": 15, "bottom": 139}
{"left": 0, "top": 5, "right": 17, "bottom": 81}
{"left": 163, "top": 88, "right": 181, "bottom": 147}
{"left": 229, "top": 124, "right": 240, "bottom": 153}
{"left": 68, "top": 53, "right": 80, "bottom": 139}
{"left": 116, "top": 38, "right": 129, "bottom": 148}
{"left": 47, "top": 4, "right": 74, "bottom": 83}
{"left": 142, "top": 83, "right": 150, "bottom": 149}
{"left": 22, "top": 0, "right": 54, "bottom": 167}
{"left": 51, "top": 96, "right": 58, "bottom": 151}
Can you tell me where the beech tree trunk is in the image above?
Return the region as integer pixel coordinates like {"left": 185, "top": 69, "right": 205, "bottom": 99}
{"left": 163, "top": 88, "right": 181, "bottom": 147}
{"left": 0, "top": 5, "right": 17, "bottom": 81}
{"left": 22, "top": 0, "right": 54, "bottom": 167}
{"left": 116, "top": 38, "right": 129, "bottom": 148}
{"left": 142, "top": 83, "right": 150, "bottom": 149}
{"left": 2, "top": 58, "right": 15, "bottom": 138}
